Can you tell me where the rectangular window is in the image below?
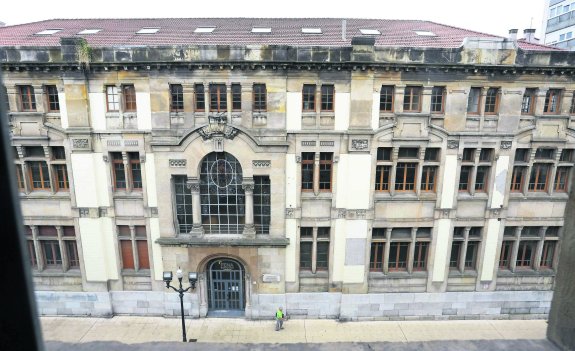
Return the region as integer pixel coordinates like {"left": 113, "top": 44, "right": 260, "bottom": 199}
{"left": 53, "top": 164, "right": 69, "bottom": 191}
{"left": 413, "top": 242, "right": 429, "bottom": 271}
{"left": 499, "top": 241, "right": 513, "bottom": 269}
{"left": 170, "top": 84, "right": 184, "bottom": 112}
{"left": 120, "top": 240, "right": 135, "bottom": 269}
{"left": 370, "top": 242, "right": 385, "bottom": 271}
{"left": 544, "top": 89, "right": 562, "bottom": 114}
{"left": 28, "top": 161, "right": 50, "bottom": 190}
{"left": 515, "top": 148, "right": 530, "bottom": 162}
{"left": 253, "top": 176, "right": 271, "bottom": 235}
{"left": 320, "top": 85, "right": 334, "bottom": 111}
{"left": 209, "top": 84, "right": 227, "bottom": 112}
{"left": 194, "top": 84, "right": 205, "bottom": 111}
{"left": 516, "top": 241, "right": 536, "bottom": 268}
{"left": 299, "top": 242, "right": 313, "bottom": 270}
{"left": 464, "top": 241, "right": 479, "bottom": 269}
{"left": 388, "top": 242, "right": 409, "bottom": 271}
{"left": 570, "top": 94, "right": 575, "bottom": 115}
{"left": 18, "top": 85, "right": 36, "bottom": 111}
{"left": 122, "top": 85, "right": 137, "bottom": 112}
{"left": 403, "top": 86, "right": 422, "bottom": 112}
{"left": 302, "top": 84, "right": 316, "bottom": 111}
{"left": 458, "top": 165, "right": 473, "bottom": 191}
{"left": 398, "top": 147, "right": 419, "bottom": 159}
{"left": 474, "top": 166, "right": 490, "bottom": 192}
{"left": 510, "top": 166, "right": 527, "bottom": 192}
{"left": 479, "top": 148, "right": 493, "bottom": 162}
{"left": 106, "top": 86, "right": 119, "bottom": 112}
{"left": 540, "top": 241, "right": 556, "bottom": 268}
{"left": 316, "top": 241, "right": 329, "bottom": 270}
{"left": 66, "top": 241, "right": 80, "bottom": 268}
{"left": 449, "top": 241, "right": 462, "bottom": 269}
{"left": 431, "top": 86, "right": 445, "bottom": 113}
{"left": 174, "top": 175, "right": 193, "bottom": 234}
{"left": 420, "top": 166, "right": 437, "bottom": 192}
{"left": 52, "top": 146, "right": 66, "bottom": 160}
{"left": 111, "top": 152, "right": 126, "bottom": 190}
{"left": 301, "top": 152, "right": 314, "bottom": 191}
{"left": 253, "top": 84, "right": 267, "bottom": 112}
{"left": 137, "top": 240, "right": 150, "bottom": 269}
{"left": 2, "top": 85, "right": 9, "bottom": 112}
{"left": 375, "top": 165, "right": 391, "bottom": 191}
{"left": 377, "top": 147, "right": 392, "bottom": 161}
{"left": 45, "top": 85, "right": 60, "bottom": 112}
{"left": 467, "top": 87, "right": 481, "bottom": 114}
{"left": 560, "top": 149, "right": 574, "bottom": 162}
{"left": 522, "top": 89, "right": 536, "bottom": 115}
{"left": 462, "top": 148, "right": 475, "bottom": 162}
{"left": 28, "top": 241, "right": 37, "bottom": 267}
{"left": 484, "top": 88, "right": 500, "bottom": 114}
{"left": 554, "top": 167, "right": 570, "bottom": 191}
{"left": 42, "top": 241, "right": 62, "bottom": 267}
{"left": 535, "top": 148, "right": 555, "bottom": 160}
{"left": 128, "top": 152, "right": 142, "bottom": 190}
{"left": 319, "top": 152, "right": 333, "bottom": 191}
{"left": 528, "top": 164, "right": 550, "bottom": 191}
{"left": 424, "top": 148, "right": 440, "bottom": 161}
{"left": 231, "top": 83, "right": 242, "bottom": 111}
{"left": 380, "top": 86, "right": 394, "bottom": 112}
{"left": 16, "top": 165, "right": 25, "bottom": 190}
{"left": 395, "top": 163, "right": 417, "bottom": 191}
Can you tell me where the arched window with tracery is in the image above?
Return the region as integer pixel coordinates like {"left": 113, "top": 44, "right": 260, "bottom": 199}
{"left": 199, "top": 152, "right": 245, "bottom": 234}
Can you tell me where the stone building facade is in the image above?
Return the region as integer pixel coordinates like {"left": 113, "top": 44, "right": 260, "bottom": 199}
{"left": 1, "top": 18, "right": 573, "bottom": 320}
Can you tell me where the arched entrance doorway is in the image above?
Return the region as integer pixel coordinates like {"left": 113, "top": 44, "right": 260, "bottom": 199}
{"left": 206, "top": 258, "right": 245, "bottom": 317}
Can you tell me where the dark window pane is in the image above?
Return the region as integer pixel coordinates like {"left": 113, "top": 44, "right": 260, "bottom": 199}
{"left": 299, "top": 242, "right": 312, "bottom": 270}
{"left": 316, "top": 242, "right": 329, "bottom": 270}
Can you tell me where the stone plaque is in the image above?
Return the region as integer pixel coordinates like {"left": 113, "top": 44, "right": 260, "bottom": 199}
{"left": 262, "top": 274, "right": 281, "bottom": 283}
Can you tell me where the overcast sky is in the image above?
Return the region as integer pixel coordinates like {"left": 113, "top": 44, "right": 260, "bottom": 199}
{"left": 1, "top": 0, "right": 547, "bottom": 39}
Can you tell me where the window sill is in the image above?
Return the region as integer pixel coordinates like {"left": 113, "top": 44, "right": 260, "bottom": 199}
{"left": 299, "top": 270, "right": 328, "bottom": 278}
{"left": 448, "top": 270, "right": 478, "bottom": 278}
{"left": 369, "top": 271, "right": 428, "bottom": 279}
{"left": 301, "top": 192, "right": 332, "bottom": 199}
{"left": 20, "top": 192, "right": 71, "bottom": 199}
{"left": 121, "top": 270, "right": 151, "bottom": 277}
{"left": 430, "top": 113, "right": 445, "bottom": 118}
{"left": 396, "top": 112, "right": 428, "bottom": 117}
{"left": 113, "top": 192, "right": 144, "bottom": 199}
{"left": 457, "top": 192, "right": 489, "bottom": 200}
{"left": 32, "top": 269, "right": 81, "bottom": 277}
{"left": 497, "top": 269, "right": 555, "bottom": 277}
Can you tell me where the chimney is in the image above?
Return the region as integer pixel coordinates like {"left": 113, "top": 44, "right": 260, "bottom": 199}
{"left": 508, "top": 29, "right": 518, "bottom": 41}
{"left": 523, "top": 28, "right": 538, "bottom": 43}
{"left": 342, "top": 19, "right": 347, "bottom": 41}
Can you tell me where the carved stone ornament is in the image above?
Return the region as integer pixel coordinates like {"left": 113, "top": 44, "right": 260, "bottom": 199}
{"left": 186, "top": 181, "right": 200, "bottom": 192}
{"left": 252, "top": 160, "right": 271, "bottom": 168}
{"left": 337, "top": 208, "right": 346, "bottom": 219}
{"left": 285, "top": 208, "right": 295, "bottom": 218}
{"left": 242, "top": 182, "right": 255, "bottom": 192}
{"left": 351, "top": 139, "right": 369, "bottom": 150}
{"left": 500, "top": 141, "right": 512, "bottom": 150}
{"left": 198, "top": 114, "right": 239, "bottom": 140}
{"left": 79, "top": 208, "right": 90, "bottom": 217}
{"left": 447, "top": 140, "right": 459, "bottom": 149}
{"left": 169, "top": 159, "right": 187, "bottom": 167}
{"left": 72, "top": 138, "right": 90, "bottom": 149}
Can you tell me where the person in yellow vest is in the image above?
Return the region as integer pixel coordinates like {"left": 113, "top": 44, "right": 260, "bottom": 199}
{"left": 275, "top": 306, "right": 285, "bottom": 331}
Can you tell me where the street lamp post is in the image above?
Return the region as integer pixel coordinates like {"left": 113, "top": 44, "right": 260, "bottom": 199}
{"left": 163, "top": 268, "right": 198, "bottom": 342}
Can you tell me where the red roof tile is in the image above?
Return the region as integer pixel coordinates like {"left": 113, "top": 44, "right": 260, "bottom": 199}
{"left": 0, "top": 18, "right": 562, "bottom": 51}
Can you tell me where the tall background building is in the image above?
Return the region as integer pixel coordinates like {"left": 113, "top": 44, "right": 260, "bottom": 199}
{"left": 542, "top": 0, "right": 575, "bottom": 49}
{"left": 0, "top": 18, "right": 572, "bottom": 320}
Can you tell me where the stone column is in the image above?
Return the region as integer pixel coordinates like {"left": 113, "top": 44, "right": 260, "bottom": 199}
{"left": 198, "top": 273, "right": 208, "bottom": 317}
{"left": 533, "top": 226, "right": 547, "bottom": 271}
{"left": 242, "top": 178, "right": 256, "bottom": 237}
{"left": 407, "top": 227, "right": 417, "bottom": 274}
{"left": 421, "top": 85, "right": 433, "bottom": 114}
{"left": 122, "top": 152, "right": 131, "bottom": 192}
{"left": 57, "top": 226, "right": 69, "bottom": 272}
{"left": 244, "top": 272, "right": 252, "bottom": 317}
{"left": 31, "top": 226, "right": 44, "bottom": 271}
{"left": 394, "top": 85, "right": 405, "bottom": 114}
{"left": 510, "top": 226, "right": 522, "bottom": 272}
{"left": 226, "top": 83, "right": 232, "bottom": 122}
{"left": 382, "top": 228, "right": 392, "bottom": 274}
{"left": 389, "top": 147, "right": 399, "bottom": 196}
{"left": 313, "top": 153, "right": 320, "bottom": 195}
{"left": 458, "top": 227, "right": 471, "bottom": 273}
{"left": 187, "top": 177, "right": 203, "bottom": 236}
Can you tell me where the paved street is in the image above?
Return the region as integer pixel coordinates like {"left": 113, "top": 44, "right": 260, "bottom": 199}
{"left": 41, "top": 316, "right": 559, "bottom": 350}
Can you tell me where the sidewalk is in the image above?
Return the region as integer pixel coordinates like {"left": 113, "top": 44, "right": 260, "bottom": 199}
{"left": 41, "top": 316, "right": 550, "bottom": 345}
